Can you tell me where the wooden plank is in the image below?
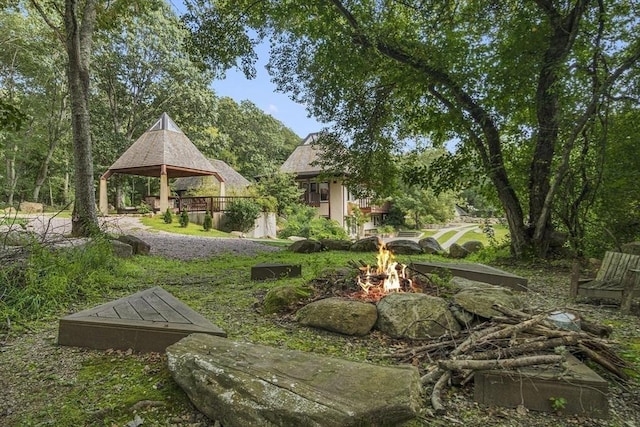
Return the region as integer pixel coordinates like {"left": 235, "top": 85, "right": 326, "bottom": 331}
{"left": 474, "top": 354, "right": 608, "bottom": 418}
{"left": 621, "top": 269, "right": 640, "bottom": 314}
{"left": 150, "top": 287, "right": 219, "bottom": 329}
{"left": 610, "top": 253, "right": 632, "bottom": 281}
{"left": 579, "top": 252, "right": 640, "bottom": 303}
{"left": 409, "top": 261, "right": 528, "bottom": 291}
{"left": 144, "top": 291, "right": 190, "bottom": 324}
{"left": 94, "top": 307, "right": 120, "bottom": 318}
{"left": 113, "top": 301, "right": 143, "bottom": 320}
{"left": 58, "top": 286, "right": 227, "bottom": 353}
{"left": 595, "top": 252, "right": 615, "bottom": 281}
{"left": 129, "top": 297, "right": 166, "bottom": 322}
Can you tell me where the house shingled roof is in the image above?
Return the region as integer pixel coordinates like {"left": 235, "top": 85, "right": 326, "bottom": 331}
{"left": 173, "top": 159, "right": 251, "bottom": 192}
{"left": 106, "top": 113, "right": 216, "bottom": 178}
{"left": 279, "top": 133, "right": 325, "bottom": 177}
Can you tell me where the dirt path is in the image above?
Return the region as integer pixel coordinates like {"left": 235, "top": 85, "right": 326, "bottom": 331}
{"left": 21, "top": 214, "right": 282, "bottom": 260}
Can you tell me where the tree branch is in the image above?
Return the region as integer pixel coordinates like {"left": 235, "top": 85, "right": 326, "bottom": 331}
{"left": 29, "top": 0, "right": 65, "bottom": 43}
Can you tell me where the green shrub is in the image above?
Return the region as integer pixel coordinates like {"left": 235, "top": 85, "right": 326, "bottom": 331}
{"left": 163, "top": 208, "right": 173, "bottom": 224}
{"left": 223, "top": 199, "right": 261, "bottom": 232}
{"left": 137, "top": 202, "right": 151, "bottom": 214}
{"left": 279, "top": 204, "right": 348, "bottom": 240}
{"left": 203, "top": 211, "right": 213, "bottom": 231}
{"left": 0, "top": 237, "right": 119, "bottom": 331}
{"left": 179, "top": 209, "right": 189, "bottom": 228}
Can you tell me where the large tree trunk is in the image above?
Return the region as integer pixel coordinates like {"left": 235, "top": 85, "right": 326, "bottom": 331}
{"left": 528, "top": 0, "right": 589, "bottom": 256}
{"left": 65, "top": 0, "right": 98, "bottom": 236}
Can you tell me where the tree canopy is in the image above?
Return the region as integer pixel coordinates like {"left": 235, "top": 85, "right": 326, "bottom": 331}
{"left": 184, "top": 0, "right": 640, "bottom": 257}
{"left": 0, "top": 1, "right": 302, "bottom": 222}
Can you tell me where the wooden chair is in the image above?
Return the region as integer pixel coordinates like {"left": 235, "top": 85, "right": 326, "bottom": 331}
{"left": 575, "top": 251, "right": 640, "bottom": 313}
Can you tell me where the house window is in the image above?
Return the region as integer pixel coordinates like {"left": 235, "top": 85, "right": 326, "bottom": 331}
{"left": 372, "top": 214, "right": 383, "bottom": 226}
{"left": 319, "top": 182, "right": 329, "bottom": 202}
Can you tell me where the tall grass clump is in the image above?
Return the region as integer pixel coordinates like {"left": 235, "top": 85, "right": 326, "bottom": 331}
{"left": 0, "top": 237, "right": 119, "bottom": 332}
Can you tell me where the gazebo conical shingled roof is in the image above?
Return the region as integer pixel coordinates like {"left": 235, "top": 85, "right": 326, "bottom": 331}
{"left": 99, "top": 113, "right": 220, "bottom": 215}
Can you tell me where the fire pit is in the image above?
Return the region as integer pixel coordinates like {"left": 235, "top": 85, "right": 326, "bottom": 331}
{"left": 356, "top": 240, "right": 416, "bottom": 298}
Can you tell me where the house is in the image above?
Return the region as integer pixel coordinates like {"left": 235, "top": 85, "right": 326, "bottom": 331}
{"left": 280, "top": 133, "right": 389, "bottom": 236}
{"left": 173, "top": 159, "right": 251, "bottom": 197}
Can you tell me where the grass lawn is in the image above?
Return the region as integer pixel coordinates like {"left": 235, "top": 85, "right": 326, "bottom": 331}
{"left": 138, "top": 214, "right": 230, "bottom": 237}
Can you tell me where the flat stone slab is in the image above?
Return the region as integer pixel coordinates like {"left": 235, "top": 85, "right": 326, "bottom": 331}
{"left": 474, "top": 354, "right": 608, "bottom": 418}
{"left": 410, "top": 261, "right": 528, "bottom": 291}
{"left": 167, "top": 334, "right": 422, "bottom": 426}
{"left": 251, "top": 263, "right": 301, "bottom": 280}
{"left": 58, "top": 286, "right": 226, "bottom": 353}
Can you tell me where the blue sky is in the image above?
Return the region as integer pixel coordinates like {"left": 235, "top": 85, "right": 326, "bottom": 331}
{"left": 212, "top": 51, "right": 325, "bottom": 139}
{"left": 170, "top": 0, "right": 323, "bottom": 139}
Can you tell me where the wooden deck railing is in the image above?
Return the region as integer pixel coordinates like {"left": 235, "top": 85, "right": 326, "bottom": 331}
{"left": 176, "top": 196, "right": 255, "bottom": 212}
{"left": 357, "top": 198, "right": 390, "bottom": 214}
{"left": 142, "top": 196, "right": 256, "bottom": 213}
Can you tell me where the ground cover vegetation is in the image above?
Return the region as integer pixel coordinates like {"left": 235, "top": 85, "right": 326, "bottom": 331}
{"left": 1, "top": 231, "right": 639, "bottom": 426}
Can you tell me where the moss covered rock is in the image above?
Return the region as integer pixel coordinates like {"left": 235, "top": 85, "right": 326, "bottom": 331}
{"left": 263, "top": 285, "right": 312, "bottom": 314}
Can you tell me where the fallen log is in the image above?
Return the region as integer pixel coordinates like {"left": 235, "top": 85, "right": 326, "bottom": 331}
{"left": 470, "top": 335, "right": 580, "bottom": 360}
{"left": 578, "top": 342, "right": 629, "bottom": 380}
{"left": 438, "top": 354, "right": 564, "bottom": 371}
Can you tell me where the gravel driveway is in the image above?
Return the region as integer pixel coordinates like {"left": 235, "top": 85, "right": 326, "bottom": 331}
{"left": 23, "top": 214, "right": 282, "bottom": 260}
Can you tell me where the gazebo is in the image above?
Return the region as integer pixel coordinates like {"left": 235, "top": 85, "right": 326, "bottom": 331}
{"left": 99, "top": 113, "right": 221, "bottom": 215}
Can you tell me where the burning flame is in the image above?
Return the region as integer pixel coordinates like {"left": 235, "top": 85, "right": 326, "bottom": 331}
{"left": 357, "top": 239, "right": 412, "bottom": 295}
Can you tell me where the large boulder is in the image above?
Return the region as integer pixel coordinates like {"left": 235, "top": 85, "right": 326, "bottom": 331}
{"left": 461, "top": 240, "right": 484, "bottom": 254}
{"left": 167, "top": 334, "right": 422, "bottom": 427}
{"left": 110, "top": 239, "right": 133, "bottom": 258}
{"left": 386, "top": 239, "right": 423, "bottom": 255}
{"left": 350, "top": 236, "right": 381, "bottom": 252}
{"left": 296, "top": 297, "right": 378, "bottom": 336}
{"left": 448, "top": 243, "right": 470, "bottom": 259}
{"left": 376, "top": 293, "right": 461, "bottom": 339}
{"left": 116, "top": 234, "right": 150, "bottom": 255}
{"left": 289, "top": 239, "right": 324, "bottom": 253}
{"left": 263, "top": 285, "right": 312, "bottom": 314}
{"left": 418, "top": 237, "right": 445, "bottom": 254}
{"left": 452, "top": 279, "right": 524, "bottom": 319}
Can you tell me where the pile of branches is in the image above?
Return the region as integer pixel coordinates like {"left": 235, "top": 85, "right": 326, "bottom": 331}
{"left": 392, "top": 304, "right": 632, "bottom": 413}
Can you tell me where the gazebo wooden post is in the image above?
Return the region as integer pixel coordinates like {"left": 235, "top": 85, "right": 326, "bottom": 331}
{"left": 99, "top": 171, "right": 112, "bottom": 216}
{"left": 159, "top": 164, "right": 169, "bottom": 213}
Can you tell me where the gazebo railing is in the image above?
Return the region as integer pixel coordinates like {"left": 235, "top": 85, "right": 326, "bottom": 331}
{"left": 172, "top": 196, "right": 255, "bottom": 213}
